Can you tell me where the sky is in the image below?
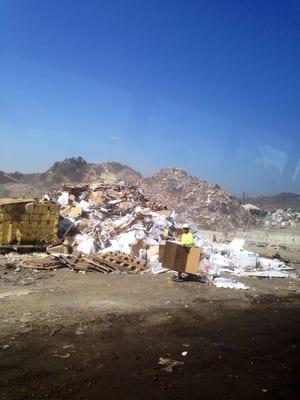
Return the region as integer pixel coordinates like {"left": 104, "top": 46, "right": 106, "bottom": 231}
{"left": 0, "top": 0, "right": 299, "bottom": 196}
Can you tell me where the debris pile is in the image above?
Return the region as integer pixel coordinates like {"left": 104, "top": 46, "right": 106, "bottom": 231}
{"left": 264, "top": 209, "right": 300, "bottom": 228}
{"left": 0, "top": 250, "right": 148, "bottom": 276}
{"left": 50, "top": 182, "right": 175, "bottom": 260}
{"left": 199, "top": 237, "right": 296, "bottom": 289}
{"left": 142, "top": 168, "right": 255, "bottom": 230}
{"left": 0, "top": 180, "right": 297, "bottom": 290}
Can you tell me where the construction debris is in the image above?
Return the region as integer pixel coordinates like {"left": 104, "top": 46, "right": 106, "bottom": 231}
{"left": 49, "top": 182, "right": 176, "bottom": 260}
{"left": 198, "top": 237, "right": 296, "bottom": 287}
{"left": 264, "top": 209, "right": 300, "bottom": 228}
{"left": 212, "top": 277, "right": 249, "bottom": 290}
{"left": 141, "top": 168, "right": 256, "bottom": 230}
{"left": 158, "top": 357, "right": 184, "bottom": 372}
{"left": 0, "top": 180, "right": 298, "bottom": 289}
{"left": 0, "top": 249, "right": 147, "bottom": 274}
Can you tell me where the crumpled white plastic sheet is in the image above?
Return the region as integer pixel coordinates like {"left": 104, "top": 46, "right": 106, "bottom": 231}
{"left": 198, "top": 237, "right": 295, "bottom": 285}
{"left": 239, "top": 270, "right": 290, "bottom": 278}
{"left": 76, "top": 234, "right": 97, "bottom": 254}
{"left": 101, "top": 230, "right": 137, "bottom": 254}
{"left": 149, "top": 255, "right": 169, "bottom": 275}
{"left": 259, "top": 257, "right": 293, "bottom": 271}
{"left": 78, "top": 200, "right": 91, "bottom": 212}
{"left": 200, "top": 239, "right": 214, "bottom": 256}
{"left": 232, "top": 250, "right": 258, "bottom": 268}
{"left": 212, "top": 277, "right": 249, "bottom": 290}
{"left": 112, "top": 215, "right": 135, "bottom": 229}
{"left": 57, "top": 191, "right": 69, "bottom": 207}
{"left": 210, "top": 254, "right": 231, "bottom": 268}
{"left": 229, "top": 238, "right": 245, "bottom": 252}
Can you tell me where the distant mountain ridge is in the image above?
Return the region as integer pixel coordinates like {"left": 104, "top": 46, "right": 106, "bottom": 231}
{"left": 245, "top": 193, "right": 300, "bottom": 212}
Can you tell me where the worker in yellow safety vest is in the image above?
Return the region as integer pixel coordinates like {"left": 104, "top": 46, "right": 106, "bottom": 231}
{"left": 180, "top": 223, "right": 194, "bottom": 247}
{"left": 174, "top": 223, "right": 194, "bottom": 281}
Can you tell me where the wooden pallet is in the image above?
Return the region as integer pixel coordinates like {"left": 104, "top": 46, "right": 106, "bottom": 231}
{"left": 94, "top": 251, "right": 147, "bottom": 272}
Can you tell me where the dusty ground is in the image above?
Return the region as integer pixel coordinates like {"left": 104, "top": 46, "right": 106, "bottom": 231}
{"left": 0, "top": 233, "right": 300, "bottom": 400}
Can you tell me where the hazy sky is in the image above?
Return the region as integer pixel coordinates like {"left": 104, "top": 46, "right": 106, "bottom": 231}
{"left": 0, "top": 0, "right": 299, "bottom": 196}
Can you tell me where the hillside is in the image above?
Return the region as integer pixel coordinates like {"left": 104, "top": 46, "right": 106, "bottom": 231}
{"left": 0, "top": 157, "right": 142, "bottom": 198}
{"left": 245, "top": 193, "right": 300, "bottom": 212}
{"left": 0, "top": 160, "right": 255, "bottom": 230}
{"left": 141, "top": 168, "right": 255, "bottom": 230}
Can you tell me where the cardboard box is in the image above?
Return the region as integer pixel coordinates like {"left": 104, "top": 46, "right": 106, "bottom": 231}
{"left": 158, "top": 244, "right": 165, "bottom": 262}
{"left": 161, "top": 241, "right": 201, "bottom": 274}
{"left": 130, "top": 239, "right": 144, "bottom": 258}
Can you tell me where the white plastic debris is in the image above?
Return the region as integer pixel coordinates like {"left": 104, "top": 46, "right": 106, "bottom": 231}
{"left": 209, "top": 254, "right": 230, "bottom": 270}
{"left": 78, "top": 200, "right": 91, "bottom": 212}
{"left": 158, "top": 357, "right": 184, "bottom": 372}
{"left": 200, "top": 239, "right": 214, "bottom": 256}
{"left": 149, "top": 255, "right": 169, "bottom": 274}
{"left": 76, "top": 234, "right": 96, "bottom": 254}
{"left": 135, "top": 230, "right": 146, "bottom": 240}
{"left": 102, "top": 231, "right": 137, "bottom": 254}
{"left": 57, "top": 191, "right": 69, "bottom": 207}
{"left": 229, "top": 238, "right": 245, "bottom": 252}
{"left": 239, "top": 270, "right": 290, "bottom": 278}
{"left": 212, "top": 277, "right": 249, "bottom": 290}
{"left": 259, "top": 258, "right": 293, "bottom": 270}
{"left": 233, "top": 250, "right": 258, "bottom": 268}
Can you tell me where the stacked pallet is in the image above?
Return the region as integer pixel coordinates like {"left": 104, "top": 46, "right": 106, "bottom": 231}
{"left": 0, "top": 198, "right": 59, "bottom": 247}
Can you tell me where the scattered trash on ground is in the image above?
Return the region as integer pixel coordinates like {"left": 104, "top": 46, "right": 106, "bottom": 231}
{"left": 212, "top": 277, "right": 249, "bottom": 290}
{"left": 158, "top": 357, "right": 184, "bottom": 372}
{"left": 264, "top": 208, "right": 300, "bottom": 228}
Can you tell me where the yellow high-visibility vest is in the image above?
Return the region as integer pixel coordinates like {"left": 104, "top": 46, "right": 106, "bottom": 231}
{"left": 180, "top": 232, "right": 194, "bottom": 247}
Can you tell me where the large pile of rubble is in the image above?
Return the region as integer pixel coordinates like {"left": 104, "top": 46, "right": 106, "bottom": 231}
{"left": 141, "top": 168, "right": 255, "bottom": 230}
{"left": 264, "top": 209, "right": 300, "bottom": 229}
{"left": 48, "top": 181, "right": 176, "bottom": 261}
{"left": 1, "top": 180, "right": 297, "bottom": 290}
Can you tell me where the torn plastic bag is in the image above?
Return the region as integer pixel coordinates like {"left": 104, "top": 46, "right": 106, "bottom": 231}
{"left": 78, "top": 200, "right": 91, "bottom": 212}
{"left": 102, "top": 230, "right": 137, "bottom": 254}
{"left": 149, "top": 255, "right": 169, "bottom": 274}
{"left": 209, "top": 254, "right": 231, "bottom": 272}
{"left": 259, "top": 257, "right": 293, "bottom": 271}
{"left": 239, "top": 270, "right": 290, "bottom": 278}
{"left": 200, "top": 239, "right": 214, "bottom": 256}
{"left": 229, "top": 238, "right": 245, "bottom": 253}
{"left": 135, "top": 230, "right": 146, "bottom": 240}
{"left": 57, "top": 192, "right": 69, "bottom": 207}
{"left": 233, "top": 251, "right": 258, "bottom": 268}
{"left": 212, "top": 277, "right": 249, "bottom": 290}
{"left": 76, "top": 234, "right": 96, "bottom": 254}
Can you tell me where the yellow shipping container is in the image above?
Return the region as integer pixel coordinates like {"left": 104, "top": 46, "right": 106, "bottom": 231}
{"left": 0, "top": 198, "right": 59, "bottom": 246}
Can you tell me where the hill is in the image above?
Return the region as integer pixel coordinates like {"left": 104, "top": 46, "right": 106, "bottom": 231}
{"left": 0, "top": 157, "right": 142, "bottom": 197}
{"left": 1, "top": 160, "right": 255, "bottom": 230}
{"left": 141, "top": 168, "right": 255, "bottom": 230}
{"left": 245, "top": 193, "right": 300, "bottom": 212}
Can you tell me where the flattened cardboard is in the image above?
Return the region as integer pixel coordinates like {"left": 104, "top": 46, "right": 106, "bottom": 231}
{"left": 162, "top": 241, "right": 200, "bottom": 274}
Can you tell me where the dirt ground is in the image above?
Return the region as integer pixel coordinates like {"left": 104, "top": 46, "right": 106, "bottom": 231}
{"left": 0, "top": 235, "right": 300, "bottom": 400}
